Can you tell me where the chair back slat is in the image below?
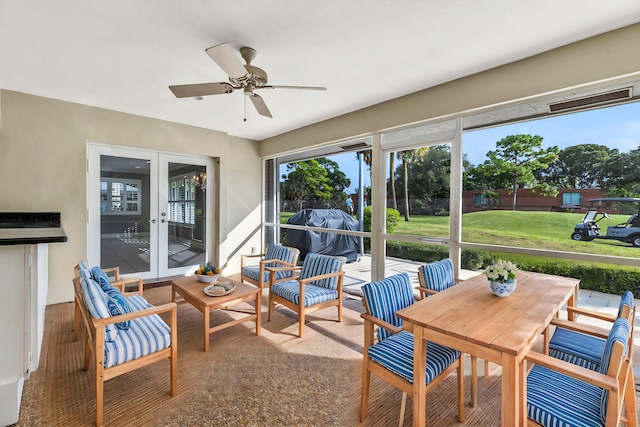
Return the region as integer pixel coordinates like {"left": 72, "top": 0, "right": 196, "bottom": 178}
{"left": 362, "top": 273, "right": 414, "bottom": 341}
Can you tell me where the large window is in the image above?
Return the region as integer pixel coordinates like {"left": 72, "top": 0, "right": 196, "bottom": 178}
{"left": 100, "top": 178, "right": 141, "bottom": 215}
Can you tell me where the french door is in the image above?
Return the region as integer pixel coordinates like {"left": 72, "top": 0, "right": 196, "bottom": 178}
{"left": 88, "top": 145, "right": 215, "bottom": 280}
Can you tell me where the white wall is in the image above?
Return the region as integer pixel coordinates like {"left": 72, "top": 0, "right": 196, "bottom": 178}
{"left": 0, "top": 90, "right": 262, "bottom": 304}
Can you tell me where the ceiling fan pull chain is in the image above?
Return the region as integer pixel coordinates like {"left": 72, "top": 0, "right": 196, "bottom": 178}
{"left": 243, "top": 94, "right": 247, "bottom": 122}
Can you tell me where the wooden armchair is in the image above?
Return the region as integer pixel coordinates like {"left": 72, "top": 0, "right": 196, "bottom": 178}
{"left": 526, "top": 317, "right": 636, "bottom": 427}
{"left": 73, "top": 262, "right": 143, "bottom": 341}
{"left": 73, "top": 274, "right": 177, "bottom": 427}
{"left": 267, "top": 253, "right": 345, "bottom": 337}
{"left": 240, "top": 244, "right": 300, "bottom": 290}
{"left": 360, "top": 272, "right": 465, "bottom": 425}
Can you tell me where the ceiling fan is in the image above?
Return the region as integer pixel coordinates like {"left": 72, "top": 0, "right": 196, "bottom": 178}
{"left": 169, "top": 43, "right": 326, "bottom": 119}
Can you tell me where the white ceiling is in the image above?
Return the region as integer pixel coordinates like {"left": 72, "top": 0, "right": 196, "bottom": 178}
{"left": 2, "top": 1, "right": 640, "bottom": 141}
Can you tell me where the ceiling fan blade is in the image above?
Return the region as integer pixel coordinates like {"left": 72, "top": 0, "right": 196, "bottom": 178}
{"left": 205, "top": 43, "right": 248, "bottom": 80}
{"left": 169, "top": 82, "right": 234, "bottom": 98}
{"left": 262, "top": 85, "right": 326, "bottom": 91}
{"left": 248, "top": 93, "right": 273, "bottom": 118}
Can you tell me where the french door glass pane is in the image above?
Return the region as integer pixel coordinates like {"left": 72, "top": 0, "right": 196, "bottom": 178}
{"left": 166, "top": 162, "right": 206, "bottom": 269}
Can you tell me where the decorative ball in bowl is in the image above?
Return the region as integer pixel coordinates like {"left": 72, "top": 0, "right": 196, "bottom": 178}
{"left": 489, "top": 279, "right": 517, "bottom": 297}
{"left": 194, "top": 262, "right": 221, "bottom": 283}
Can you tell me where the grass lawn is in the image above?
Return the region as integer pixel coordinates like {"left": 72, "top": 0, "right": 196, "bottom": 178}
{"left": 281, "top": 209, "right": 639, "bottom": 258}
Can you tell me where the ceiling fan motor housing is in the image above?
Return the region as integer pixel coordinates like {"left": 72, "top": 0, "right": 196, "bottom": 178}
{"left": 231, "top": 64, "right": 268, "bottom": 88}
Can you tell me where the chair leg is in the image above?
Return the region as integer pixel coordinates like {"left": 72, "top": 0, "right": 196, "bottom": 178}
{"left": 399, "top": 391, "right": 407, "bottom": 427}
{"left": 267, "top": 295, "right": 273, "bottom": 322}
{"left": 456, "top": 357, "right": 465, "bottom": 422}
{"left": 360, "top": 366, "right": 371, "bottom": 421}
{"left": 73, "top": 298, "right": 81, "bottom": 341}
{"left": 470, "top": 355, "right": 478, "bottom": 407}
{"left": 298, "top": 307, "right": 305, "bottom": 338}
{"left": 95, "top": 362, "right": 104, "bottom": 427}
{"left": 484, "top": 360, "right": 490, "bottom": 377}
{"left": 624, "top": 364, "right": 637, "bottom": 427}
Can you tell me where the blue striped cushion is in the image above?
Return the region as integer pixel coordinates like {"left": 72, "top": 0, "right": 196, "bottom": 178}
{"left": 77, "top": 268, "right": 93, "bottom": 281}
{"left": 241, "top": 265, "right": 292, "bottom": 283}
{"left": 299, "top": 254, "right": 343, "bottom": 289}
{"left": 80, "top": 277, "right": 118, "bottom": 342}
{"left": 271, "top": 281, "right": 338, "bottom": 306}
{"left": 91, "top": 266, "right": 113, "bottom": 291}
{"left": 105, "top": 288, "right": 133, "bottom": 330}
{"left": 362, "top": 273, "right": 414, "bottom": 341}
{"left": 548, "top": 328, "right": 603, "bottom": 371}
{"left": 77, "top": 261, "right": 90, "bottom": 271}
{"left": 264, "top": 244, "right": 294, "bottom": 268}
{"left": 616, "top": 290, "right": 634, "bottom": 318}
{"left": 598, "top": 318, "right": 629, "bottom": 424}
{"left": 126, "top": 294, "right": 154, "bottom": 311}
{"left": 368, "top": 330, "right": 460, "bottom": 384}
{"left": 103, "top": 300, "right": 172, "bottom": 369}
{"left": 527, "top": 364, "right": 603, "bottom": 427}
{"left": 419, "top": 258, "right": 455, "bottom": 293}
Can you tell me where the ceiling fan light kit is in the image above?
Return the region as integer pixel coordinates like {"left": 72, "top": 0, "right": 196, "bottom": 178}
{"left": 169, "top": 42, "right": 326, "bottom": 119}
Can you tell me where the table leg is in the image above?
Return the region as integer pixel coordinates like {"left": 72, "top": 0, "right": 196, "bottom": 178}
{"left": 255, "top": 291, "right": 261, "bottom": 336}
{"left": 501, "top": 353, "right": 523, "bottom": 426}
{"left": 203, "top": 308, "right": 210, "bottom": 352}
{"left": 567, "top": 285, "right": 578, "bottom": 321}
{"left": 413, "top": 327, "right": 426, "bottom": 426}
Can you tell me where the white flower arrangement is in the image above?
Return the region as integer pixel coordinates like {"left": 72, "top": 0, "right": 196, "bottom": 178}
{"left": 485, "top": 259, "right": 518, "bottom": 284}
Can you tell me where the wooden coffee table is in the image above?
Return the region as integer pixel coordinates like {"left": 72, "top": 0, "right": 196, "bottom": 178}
{"left": 171, "top": 276, "right": 261, "bottom": 352}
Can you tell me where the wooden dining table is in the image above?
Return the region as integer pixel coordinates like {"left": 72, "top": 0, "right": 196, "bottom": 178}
{"left": 396, "top": 271, "right": 579, "bottom": 426}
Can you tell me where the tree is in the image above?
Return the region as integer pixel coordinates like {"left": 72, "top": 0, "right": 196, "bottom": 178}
{"left": 536, "top": 144, "right": 617, "bottom": 188}
{"left": 477, "top": 134, "right": 559, "bottom": 210}
{"left": 281, "top": 159, "right": 346, "bottom": 211}
{"left": 600, "top": 147, "right": 640, "bottom": 197}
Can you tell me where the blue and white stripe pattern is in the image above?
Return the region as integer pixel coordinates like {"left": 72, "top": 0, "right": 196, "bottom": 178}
{"left": 270, "top": 254, "right": 343, "bottom": 306}
{"left": 241, "top": 244, "right": 295, "bottom": 283}
{"left": 80, "top": 277, "right": 119, "bottom": 342}
{"left": 105, "top": 288, "right": 133, "bottom": 330}
{"left": 264, "top": 244, "right": 294, "bottom": 268}
{"left": 362, "top": 273, "right": 415, "bottom": 341}
{"left": 368, "top": 330, "right": 460, "bottom": 384}
{"left": 527, "top": 318, "right": 629, "bottom": 426}
{"left": 103, "top": 295, "right": 172, "bottom": 369}
{"left": 241, "top": 266, "right": 292, "bottom": 283}
{"left": 548, "top": 290, "right": 633, "bottom": 370}
{"left": 419, "top": 258, "right": 455, "bottom": 293}
{"left": 91, "top": 266, "right": 113, "bottom": 291}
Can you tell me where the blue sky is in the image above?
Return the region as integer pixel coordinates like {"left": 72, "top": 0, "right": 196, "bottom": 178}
{"left": 283, "top": 102, "right": 640, "bottom": 193}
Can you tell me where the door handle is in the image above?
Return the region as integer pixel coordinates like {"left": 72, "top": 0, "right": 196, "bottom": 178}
{"left": 161, "top": 219, "right": 167, "bottom": 223}
{"left": 149, "top": 219, "right": 156, "bottom": 224}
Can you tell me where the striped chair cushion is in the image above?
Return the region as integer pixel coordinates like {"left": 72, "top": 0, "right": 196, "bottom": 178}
{"left": 299, "top": 254, "right": 343, "bottom": 290}
{"left": 548, "top": 328, "right": 603, "bottom": 371}
{"left": 77, "top": 260, "right": 90, "bottom": 271}
{"left": 91, "top": 266, "right": 113, "bottom": 291}
{"left": 362, "top": 273, "right": 415, "bottom": 341}
{"left": 80, "top": 277, "right": 119, "bottom": 342}
{"left": 270, "top": 281, "right": 338, "bottom": 306}
{"left": 241, "top": 265, "right": 292, "bottom": 283}
{"left": 105, "top": 288, "right": 133, "bottom": 330}
{"left": 616, "top": 290, "right": 634, "bottom": 318}
{"left": 419, "top": 258, "right": 455, "bottom": 293}
{"left": 368, "top": 330, "right": 460, "bottom": 384}
{"left": 103, "top": 296, "right": 172, "bottom": 369}
{"left": 597, "top": 318, "right": 629, "bottom": 424}
{"left": 527, "top": 364, "right": 604, "bottom": 427}
{"left": 264, "top": 244, "right": 294, "bottom": 268}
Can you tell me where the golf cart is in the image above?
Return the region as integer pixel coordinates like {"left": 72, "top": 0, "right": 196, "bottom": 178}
{"left": 571, "top": 197, "right": 640, "bottom": 247}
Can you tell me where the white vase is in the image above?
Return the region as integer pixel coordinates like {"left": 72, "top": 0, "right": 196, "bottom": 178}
{"left": 489, "top": 279, "right": 516, "bottom": 297}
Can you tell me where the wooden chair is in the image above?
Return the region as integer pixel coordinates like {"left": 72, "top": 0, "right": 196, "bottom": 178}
{"left": 73, "top": 273, "right": 177, "bottom": 427}
{"left": 360, "top": 272, "right": 465, "bottom": 425}
{"left": 240, "top": 244, "right": 300, "bottom": 290}
{"left": 526, "top": 317, "right": 636, "bottom": 427}
{"left": 546, "top": 291, "right": 635, "bottom": 370}
{"left": 416, "top": 257, "right": 484, "bottom": 406}
{"left": 267, "top": 253, "right": 345, "bottom": 337}
{"left": 73, "top": 262, "right": 143, "bottom": 341}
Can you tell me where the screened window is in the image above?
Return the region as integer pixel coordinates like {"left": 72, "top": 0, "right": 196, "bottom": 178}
{"left": 473, "top": 194, "right": 487, "bottom": 205}
{"left": 563, "top": 192, "right": 581, "bottom": 205}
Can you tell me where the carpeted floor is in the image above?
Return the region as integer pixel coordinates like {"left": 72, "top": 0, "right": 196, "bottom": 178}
{"left": 16, "top": 286, "right": 513, "bottom": 426}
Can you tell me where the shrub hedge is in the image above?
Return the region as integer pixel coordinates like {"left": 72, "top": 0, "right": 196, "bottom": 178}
{"left": 385, "top": 241, "right": 640, "bottom": 297}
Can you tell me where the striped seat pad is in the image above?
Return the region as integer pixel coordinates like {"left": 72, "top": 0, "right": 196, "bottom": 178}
{"left": 527, "top": 364, "right": 603, "bottom": 427}
{"left": 368, "top": 330, "right": 460, "bottom": 384}
{"left": 271, "top": 281, "right": 338, "bottom": 306}
{"left": 548, "top": 327, "right": 603, "bottom": 371}
{"left": 241, "top": 266, "right": 292, "bottom": 283}
{"left": 103, "top": 295, "right": 171, "bottom": 369}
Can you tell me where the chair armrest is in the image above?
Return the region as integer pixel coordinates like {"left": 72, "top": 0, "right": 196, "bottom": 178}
{"left": 113, "top": 277, "right": 144, "bottom": 295}
{"left": 415, "top": 286, "right": 438, "bottom": 297}
{"left": 567, "top": 306, "right": 617, "bottom": 323}
{"left": 550, "top": 318, "right": 611, "bottom": 339}
{"left": 241, "top": 253, "right": 265, "bottom": 267}
{"left": 525, "top": 350, "right": 618, "bottom": 392}
{"left": 361, "top": 312, "right": 403, "bottom": 336}
{"left": 92, "top": 302, "right": 178, "bottom": 328}
{"left": 260, "top": 259, "right": 295, "bottom": 268}
{"left": 264, "top": 265, "right": 302, "bottom": 274}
